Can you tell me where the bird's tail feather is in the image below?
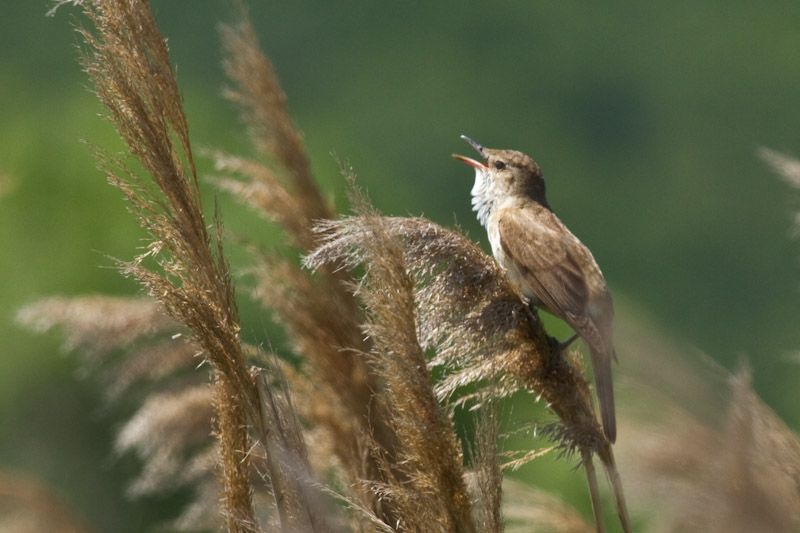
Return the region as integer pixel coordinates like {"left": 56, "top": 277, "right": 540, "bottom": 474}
{"left": 590, "top": 347, "right": 616, "bottom": 443}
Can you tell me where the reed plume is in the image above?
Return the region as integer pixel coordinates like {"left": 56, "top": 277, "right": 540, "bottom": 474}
{"left": 760, "top": 147, "right": 800, "bottom": 188}
{"left": 17, "top": 296, "right": 179, "bottom": 361}
{"left": 17, "top": 295, "right": 222, "bottom": 527}
{"left": 614, "top": 312, "right": 800, "bottom": 532}
{"left": 70, "top": 1, "right": 258, "bottom": 527}
{"left": 336, "top": 187, "right": 477, "bottom": 532}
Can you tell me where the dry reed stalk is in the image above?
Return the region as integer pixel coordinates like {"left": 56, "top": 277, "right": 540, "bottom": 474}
{"left": 211, "top": 373, "right": 256, "bottom": 532}
{"left": 67, "top": 1, "right": 258, "bottom": 528}
{"left": 247, "top": 349, "right": 337, "bottom": 533}
{"left": 469, "top": 403, "right": 503, "bottom": 533}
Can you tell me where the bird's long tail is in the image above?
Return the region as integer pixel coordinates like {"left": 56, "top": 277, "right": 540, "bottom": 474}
{"left": 590, "top": 347, "right": 616, "bottom": 443}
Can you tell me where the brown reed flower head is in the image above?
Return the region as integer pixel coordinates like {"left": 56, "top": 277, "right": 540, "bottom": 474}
{"left": 17, "top": 296, "right": 178, "bottom": 358}
{"left": 17, "top": 295, "right": 224, "bottom": 528}
{"left": 468, "top": 403, "right": 503, "bottom": 533}
{"left": 46, "top": 2, "right": 343, "bottom": 531}
{"left": 219, "top": 8, "right": 329, "bottom": 225}
{"left": 307, "top": 214, "right": 604, "bottom": 449}
{"left": 329, "top": 192, "right": 476, "bottom": 532}
{"left": 608, "top": 308, "right": 800, "bottom": 532}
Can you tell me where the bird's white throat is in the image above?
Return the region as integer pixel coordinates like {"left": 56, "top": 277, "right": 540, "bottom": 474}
{"left": 470, "top": 167, "right": 494, "bottom": 228}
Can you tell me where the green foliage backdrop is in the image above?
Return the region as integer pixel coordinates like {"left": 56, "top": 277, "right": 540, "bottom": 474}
{"left": 2, "top": 1, "right": 800, "bottom": 530}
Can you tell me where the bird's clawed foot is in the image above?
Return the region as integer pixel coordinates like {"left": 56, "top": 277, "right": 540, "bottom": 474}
{"left": 558, "top": 333, "right": 579, "bottom": 353}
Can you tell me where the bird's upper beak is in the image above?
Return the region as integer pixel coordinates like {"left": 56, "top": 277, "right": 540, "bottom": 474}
{"left": 452, "top": 134, "right": 488, "bottom": 170}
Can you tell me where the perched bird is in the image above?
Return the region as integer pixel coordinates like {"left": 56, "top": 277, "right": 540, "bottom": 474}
{"left": 453, "top": 135, "right": 618, "bottom": 442}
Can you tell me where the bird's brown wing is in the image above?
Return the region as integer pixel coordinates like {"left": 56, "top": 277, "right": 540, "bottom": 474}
{"left": 499, "top": 205, "right": 617, "bottom": 442}
{"left": 497, "top": 205, "right": 589, "bottom": 321}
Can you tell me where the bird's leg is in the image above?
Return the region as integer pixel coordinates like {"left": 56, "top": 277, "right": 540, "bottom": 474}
{"left": 525, "top": 299, "right": 540, "bottom": 325}
{"left": 558, "top": 333, "right": 579, "bottom": 352}
{"left": 524, "top": 298, "right": 579, "bottom": 353}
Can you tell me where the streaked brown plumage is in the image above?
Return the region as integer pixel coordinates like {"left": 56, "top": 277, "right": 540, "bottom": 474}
{"left": 454, "top": 135, "right": 617, "bottom": 443}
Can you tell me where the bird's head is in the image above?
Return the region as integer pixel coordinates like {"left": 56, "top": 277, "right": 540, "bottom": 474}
{"left": 453, "top": 135, "right": 547, "bottom": 205}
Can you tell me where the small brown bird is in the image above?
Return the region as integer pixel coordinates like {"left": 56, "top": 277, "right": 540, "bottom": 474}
{"left": 454, "top": 135, "right": 617, "bottom": 443}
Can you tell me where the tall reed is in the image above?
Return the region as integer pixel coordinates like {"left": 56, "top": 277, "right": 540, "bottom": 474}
{"left": 55, "top": 1, "right": 800, "bottom": 532}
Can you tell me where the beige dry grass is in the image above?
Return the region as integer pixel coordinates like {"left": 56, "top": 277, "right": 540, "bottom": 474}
{"left": 21, "top": 2, "right": 800, "bottom": 533}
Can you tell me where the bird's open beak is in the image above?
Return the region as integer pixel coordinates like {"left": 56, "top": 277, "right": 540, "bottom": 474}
{"left": 452, "top": 134, "right": 488, "bottom": 170}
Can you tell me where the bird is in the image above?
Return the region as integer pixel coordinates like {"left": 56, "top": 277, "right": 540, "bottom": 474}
{"left": 453, "top": 135, "right": 618, "bottom": 443}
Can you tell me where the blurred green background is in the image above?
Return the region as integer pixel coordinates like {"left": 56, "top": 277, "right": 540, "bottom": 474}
{"left": 3, "top": 1, "right": 800, "bottom": 530}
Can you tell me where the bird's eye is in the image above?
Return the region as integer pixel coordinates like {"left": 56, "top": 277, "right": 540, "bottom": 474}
{"left": 493, "top": 160, "right": 506, "bottom": 170}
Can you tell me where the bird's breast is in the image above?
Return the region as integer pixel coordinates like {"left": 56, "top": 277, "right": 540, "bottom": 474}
{"left": 486, "top": 215, "right": 534, "bottom": 301}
